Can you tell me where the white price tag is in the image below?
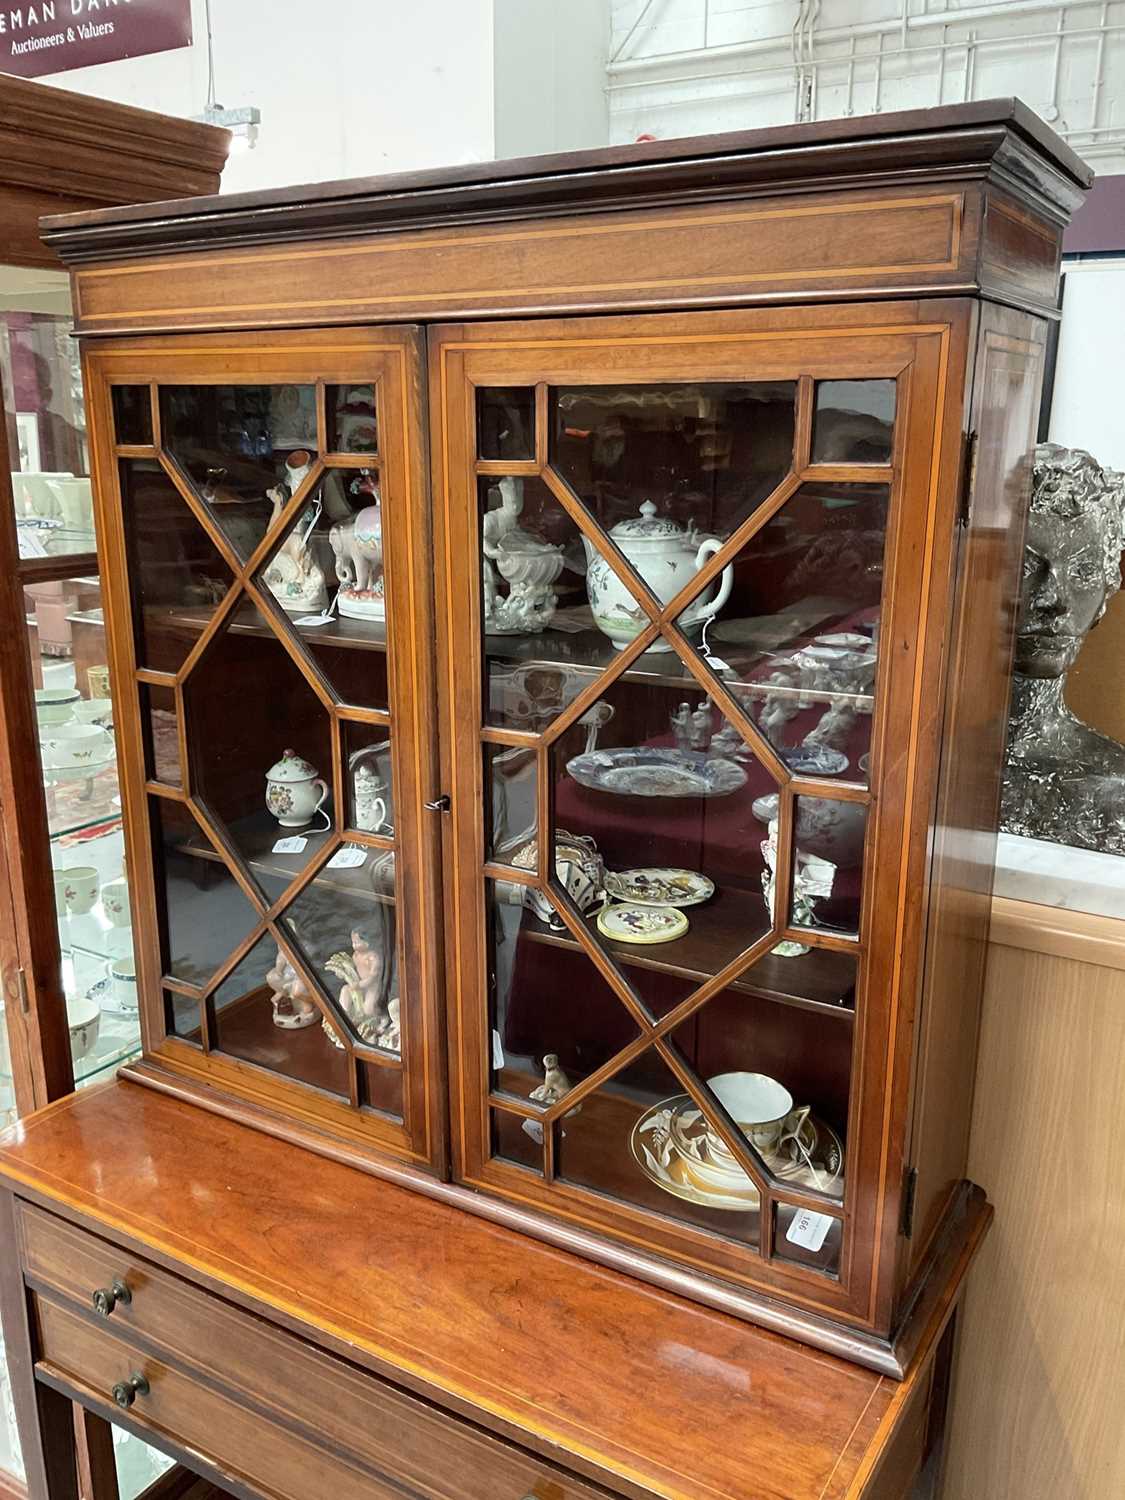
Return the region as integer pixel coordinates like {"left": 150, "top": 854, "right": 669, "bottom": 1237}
{"left": 784, "top": 1208, "right": 835, "bottom": 1253}
{"left": 327, "top": 846, "right": 368, "bottom": 870}
{"left": 294, "top": 612, "right": 334, "bottom": 627}
{"left": 521, "top": 1118, "right": 545, "bottom": 1146}
{"left": 272, "top": 835, "right": 308, "bottom": 854}
{"left": 491, "top": 1029, "right": 505, "bottom": 1071}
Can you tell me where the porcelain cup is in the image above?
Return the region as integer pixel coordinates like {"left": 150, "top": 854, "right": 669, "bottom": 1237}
{"left": 705, "top": 1072, "right": 794, "bottom": 1158}
{"left": 102, "top": 877, "right": 130, "bottom": 928}
{"left": 67, "top": 994, "right": 101, "bottom": 1063}
{"left": 110, "top": 958, "right": 137, "bottom": 1012}
{"left": 53, "top": 870, "right": 68, "bottom": 917}
{"left": 62, "top": 866, "right": 99, "bottom": 916}
{"left": 73, "top": 697, "right": 113, "bottom": 726}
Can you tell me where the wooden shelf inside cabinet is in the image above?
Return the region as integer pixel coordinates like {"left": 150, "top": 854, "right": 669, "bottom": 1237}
{"left": 202, "top": 987, "right": 355, "bottom": 1097}
{"left": 166, "top": 603, "right": 389, "bottom": 652}
{"left": 519, "top": 889, "right": 857, "bottom": 1018}
{"left": 175, "top": 810, "right": 394, "bottom": 905}
{"left": 486, "top": 621, "right": 875, "bottom": 711}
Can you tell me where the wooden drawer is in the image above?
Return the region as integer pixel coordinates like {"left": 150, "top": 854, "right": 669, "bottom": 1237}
{"left": 22, "top": 1206, "right": 610, "bottom": 1500}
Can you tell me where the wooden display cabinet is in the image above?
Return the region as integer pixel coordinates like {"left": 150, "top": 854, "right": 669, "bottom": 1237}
{"left": 0, "top": 101, "right": 1089, "bottom": 1500}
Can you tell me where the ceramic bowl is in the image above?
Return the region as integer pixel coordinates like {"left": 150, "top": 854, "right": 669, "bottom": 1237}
{"left": 41, "top": 722, "right": 112, "bottom": 768}
{"left": 35, "top": 686, "right": 79, "bottom": 726}
{"left": 72, "top": 697, "right": 113, "bottom": 725}
{"left": 66, "top": 993, "right": 101, "bottom": 1062}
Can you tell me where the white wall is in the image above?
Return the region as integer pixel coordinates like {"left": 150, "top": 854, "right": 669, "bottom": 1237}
{"left": 1049, "top": 258, "right": 1125, "bottom": 469}
{"left": 34, "top": 0, "right": 497, "bottom": 193}
{"left": 608, "top": 0, "right": 1125, "bottom": 170}
{"left": 493, "top": 0, "right": 609, "bottom": 159}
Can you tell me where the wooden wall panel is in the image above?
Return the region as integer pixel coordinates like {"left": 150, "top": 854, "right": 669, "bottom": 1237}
{"left": 940, "top": 912, "right": 1125, "bottom": 1499}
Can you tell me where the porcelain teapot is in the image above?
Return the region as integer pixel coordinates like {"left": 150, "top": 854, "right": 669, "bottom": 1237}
{"left": 583, "top": 501, "right": 733, "bottom": 651}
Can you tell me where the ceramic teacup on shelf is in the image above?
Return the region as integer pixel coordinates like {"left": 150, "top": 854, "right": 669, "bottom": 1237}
{"left": 705, "top": 1072, "right": 794, "bottom": 1159}
{"left": 62, "top": 866, "right": 99, "bottom": 916}
{"left": 35, "top": 686, "right": 79, "bottom": 727}
{"left": 102, "top": 877, "right": 130, "bottom": 928}
{"left": 110, "top": 958, "right": 137, "bottom": 1012}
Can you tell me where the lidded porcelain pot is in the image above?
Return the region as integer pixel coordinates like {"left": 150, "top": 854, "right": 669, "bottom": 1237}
{"left": 265, "top": 749, "right": 330, "bottom": 828}
{"left": 583, "top": 500, "right": 734, "bottom": 651}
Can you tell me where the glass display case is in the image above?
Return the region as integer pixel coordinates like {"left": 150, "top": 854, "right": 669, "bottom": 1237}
{"left": 57, "top": 101, "right": 1087, "bottom": 1375}
{"left": 78, "top": 293, "right": 1036, "bottom": 1358}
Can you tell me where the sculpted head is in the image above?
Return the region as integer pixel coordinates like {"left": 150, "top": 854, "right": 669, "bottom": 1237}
{"left": 1014, "top": 444, "right": 1125, "bottom": 679}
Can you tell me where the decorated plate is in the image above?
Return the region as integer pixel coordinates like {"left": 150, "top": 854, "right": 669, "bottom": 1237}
{"left": 604, "top": 868, "right": 714, "bottom": 908}
{"left": 567, "top": 748, "right": 747, "bottom": 798}
{"left": 630, "top": 1094, "right": 844, "bottom": 1213}
{"left": 779, "top": 745, "right": 848, "bottom": 776}
{"left": 596, "top": 903, "right": 688, "bottom": 945}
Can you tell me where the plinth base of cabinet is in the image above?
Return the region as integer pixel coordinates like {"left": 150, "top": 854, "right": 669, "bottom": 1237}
{"left": 122, "top": 1057, "right": 991, "bottom": 1378}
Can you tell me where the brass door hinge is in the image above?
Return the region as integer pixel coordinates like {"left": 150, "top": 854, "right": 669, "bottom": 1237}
{"left": 959, "top": 429, "right": 979, "bottom": 528}
{"left": 901, "top": 1165, "right": 919, "bottom": 1239}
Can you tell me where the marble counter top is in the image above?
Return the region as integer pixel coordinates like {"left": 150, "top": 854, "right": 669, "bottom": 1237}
{"left": 993, "top": 832, "right": 1125, "bottom": 921}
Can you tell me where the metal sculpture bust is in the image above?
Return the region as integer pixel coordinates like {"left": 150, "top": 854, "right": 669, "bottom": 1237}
{"left": 1002, "top": 443, "right": 1125, "bottom": 853}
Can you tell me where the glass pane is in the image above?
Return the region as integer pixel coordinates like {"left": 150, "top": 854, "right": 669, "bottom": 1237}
{"left": 166, "top": 990, "right": 201, "bottom": 1042}
{"left": 182, "top": 598, "right": 334, "bottom": 896}
{"left": 669, "top": 983, "right": 850, "bottom": 1196}
{"left": 556, "top": 1046, "right": 761, "bottom": 1244}
{"left": 111, "top": 385, "right": 152, "bottom": 447}
{"left": 139, "top": 683, "right": 181, "bottom": 788}
{"left": 791, "top": 796, "right": 869, "bottom": 939}
{"left": 255, "top": 465, "right": 389, "bottom": 711}
{"left": 119, "top": 458, "right": 235, "bottom": 674}
{"left": 477, "top": 387, "right": 534, "bottom": 460}
{"left": 677, "top": 480, "right": 888, "bottom": 782}
{"left": 549, "top": 678, "right": 775, "bottom": 1016}
{"left": 0, "top": 269, "right": 94, "bottom": 561}
{"left": 160, "top": 384, "right": 318, "bottom": 561}
{"left": 150, "top": 798, "right": 261, "bottom": 991}
{"left": 360, "top": 1060, "right": 402, "bottom": 1119}
{"left": 486, "top": 742, "right": 536, "bottom": 864}
{"left": 487, "top": 880, "right": 640, "bottom": 1106}
{"left": 26, "top": 580, "right": 140, "bottom": 1088}
{"left": 812, "top": 380, "right": 896, "bottom": 465}
{"left": 212, "top": 933, "right": 349, "bottom": 1098}
{"left": 327, "top": 384, "right": 377, "bottom": 454}
{"left": 344, "top": 725, "right": 394, "bottom": 836}
{"left": 278, "top": 866, "right": 399, "bottom": 1053}
{"left": 480, "top": 473, "right": 600, "bottom": 730}
{"left": 552, "top": 381, "right": 796, "bottom": 555}
{"left": 774, "top": 1203, "right": 843, "bottom": 1276}
{"left": 492, "top": 1106, "right": 543, "bottom": 1171}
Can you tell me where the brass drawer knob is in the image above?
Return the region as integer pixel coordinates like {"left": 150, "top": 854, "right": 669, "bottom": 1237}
{"left": 110, "top": 1373, "right": 149, "bottom": 1410}
{"left": 92, "top": 1279, "right": 131, "bottom": 1318}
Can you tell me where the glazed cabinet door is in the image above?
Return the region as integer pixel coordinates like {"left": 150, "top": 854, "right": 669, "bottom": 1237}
{"left": 431, "top": 305, "right": 970, "bottom": 1328}
{"left": 82, "top": 328, "right": 445, "bottom": 1170}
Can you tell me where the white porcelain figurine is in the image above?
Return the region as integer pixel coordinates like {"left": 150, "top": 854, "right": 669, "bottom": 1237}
{"left": 266, "top": 947, "right": 319, "bottom": 1030}
{"left": 262, "top": 450, "right": 329, "bottom": 615}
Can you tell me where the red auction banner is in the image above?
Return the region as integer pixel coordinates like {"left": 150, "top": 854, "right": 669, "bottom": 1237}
{"left": 0, "top": 0, "right": 192, "bottom": 79}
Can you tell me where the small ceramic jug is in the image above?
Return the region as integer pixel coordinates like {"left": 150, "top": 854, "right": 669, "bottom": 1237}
{"left": 265, "top": 749, "right": 330, "bottom": 828}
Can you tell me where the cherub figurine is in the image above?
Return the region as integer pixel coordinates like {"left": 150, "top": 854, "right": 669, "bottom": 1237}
{"left": 804, "top": 698, "right": 858, "bottom": 752}
{"left": 689, "top": 699, "right": 713, "bottom": 751}
{"left": 266, "top": 946, "right": 319, "bottom": 1030}
{"left": 529, "top": 1053, "right": 571, "bottom": 1104}
{"left": 324, "top": 929, "right": 386, "bottom": 1043}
